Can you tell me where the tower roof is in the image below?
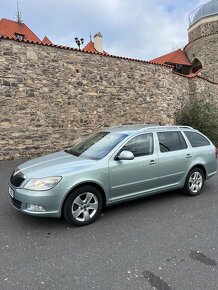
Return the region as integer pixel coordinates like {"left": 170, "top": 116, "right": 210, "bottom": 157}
{"left": 83, "top": 40, "right": 108, "bottom": 55}
{"left": 42, "top": 36, "right": 53, "bottom": 45}
{"left": 190, "top": 0, "right": 218, "bottom": 25}
{"left": 94, "top": 32, "right": 103, "bottom": 38}
{"left": 0, "top": 18, "right": 41, "bottom": 42}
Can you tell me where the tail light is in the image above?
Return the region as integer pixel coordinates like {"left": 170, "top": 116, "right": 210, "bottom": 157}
{"left": 216, "top": 148, "right": 218, "bottom": 159}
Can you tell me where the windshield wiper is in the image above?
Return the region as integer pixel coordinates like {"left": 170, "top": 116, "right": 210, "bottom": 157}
{"left": 64, "top": 149, "right": 79, "bottom": 156}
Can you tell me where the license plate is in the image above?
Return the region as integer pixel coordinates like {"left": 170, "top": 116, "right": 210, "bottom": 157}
{"left": 9, "top": 186, "right": 14, "bottom": 198}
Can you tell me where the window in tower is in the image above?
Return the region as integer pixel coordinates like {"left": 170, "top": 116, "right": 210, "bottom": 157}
{"left": 192, "top": 58, "right": 202, "bottom": 73}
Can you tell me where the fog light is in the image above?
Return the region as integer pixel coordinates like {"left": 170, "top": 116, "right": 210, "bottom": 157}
{"left": 27, "top": 204, "right": 46, "bottom": 212}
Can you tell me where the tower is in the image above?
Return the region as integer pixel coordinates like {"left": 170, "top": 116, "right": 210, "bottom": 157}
{"left": 185, "top": 0, "right": 218, "bottom": 82}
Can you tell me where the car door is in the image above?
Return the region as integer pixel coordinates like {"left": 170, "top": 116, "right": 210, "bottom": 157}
{"left": 108, "top": 133, "right": 158, "bottom": 201}
{"left": 156, "top": 131, "right": 192, "bottom": 189}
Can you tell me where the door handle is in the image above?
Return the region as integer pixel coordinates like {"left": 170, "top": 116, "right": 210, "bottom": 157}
{"left": 186, "top": 154, "right": 192, "bottom": 158}
{"left": 149, "top": 160, "right": 157, "bottom": 165}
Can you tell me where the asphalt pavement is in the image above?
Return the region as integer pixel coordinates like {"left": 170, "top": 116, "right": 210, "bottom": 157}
{"left": 0, "top": 159, "right": 218, "bottom": 290}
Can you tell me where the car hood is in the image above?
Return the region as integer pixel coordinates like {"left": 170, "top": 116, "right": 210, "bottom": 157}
{"left": 18, "top": 151, "right": 97, "bottom": 178}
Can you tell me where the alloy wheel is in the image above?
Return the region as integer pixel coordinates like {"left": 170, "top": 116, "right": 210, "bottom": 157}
{"left": 71, "top": 192, "right": 98, "bottom": 222}
{"left": 188, "top": 171, "right": 203, "bottom": 193}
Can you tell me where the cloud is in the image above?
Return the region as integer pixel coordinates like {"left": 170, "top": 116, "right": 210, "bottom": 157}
{"left": 1, "top": 0, "right": 208, "bottom": 60}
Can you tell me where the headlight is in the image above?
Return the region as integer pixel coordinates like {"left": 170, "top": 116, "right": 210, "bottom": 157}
{"left": 23, "top": 176, "right": 62, "bottom": 191}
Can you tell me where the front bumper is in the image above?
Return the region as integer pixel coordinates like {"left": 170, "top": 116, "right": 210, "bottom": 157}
{"left": 9, "top": 183, "right": 63, "bottom": 218}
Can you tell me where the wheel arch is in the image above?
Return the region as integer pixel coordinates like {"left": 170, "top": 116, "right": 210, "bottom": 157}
{"left": 61, "top": 182, "right": 107, "bottom": 216}
{"left": 188, "top": 164, "right": 206, "bottom": 179}
{"left": 182, "top": 164, "right": 206, "bottom": 196}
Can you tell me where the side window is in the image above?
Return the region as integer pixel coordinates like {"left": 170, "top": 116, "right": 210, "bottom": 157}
{"left": 120, "top": 133, "right": 153, "bottom": 157}
{"left": 179, "top": 132, "right": 188, "bottom": 149}
{"left": 158, "top": 131, "right": 187, "bottom": 152}
{"left": 184, "top": 131, "right": 210, "bottom": 147}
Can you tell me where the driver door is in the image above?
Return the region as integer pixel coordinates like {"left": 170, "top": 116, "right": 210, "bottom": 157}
{"left": 108, "top": 133, "right": 158, "bottom": 201}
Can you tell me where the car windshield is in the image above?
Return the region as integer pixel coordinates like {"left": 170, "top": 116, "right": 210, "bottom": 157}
{"left": 65, "top": 131, "right": 127, "bottom": 160}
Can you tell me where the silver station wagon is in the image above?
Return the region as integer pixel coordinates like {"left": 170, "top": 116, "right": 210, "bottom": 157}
{"left": 9, "top": 125, "right": 217, "bottom": 226}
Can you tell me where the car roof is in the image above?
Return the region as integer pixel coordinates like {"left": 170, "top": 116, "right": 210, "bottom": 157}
{"left": 105, "top": 124, "right": 194, "bottom": 135}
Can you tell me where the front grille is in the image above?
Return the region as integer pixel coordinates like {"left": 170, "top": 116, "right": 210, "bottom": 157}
{"left": 10, "top": 171, "right": 25, "bottom": 187}
{"left": 10, "top": 197, "right": 22, "bottom": 209}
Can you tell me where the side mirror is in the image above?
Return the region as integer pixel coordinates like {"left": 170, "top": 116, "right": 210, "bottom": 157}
{"left": 117, "top": 150, "right": 134, "bottom": 160}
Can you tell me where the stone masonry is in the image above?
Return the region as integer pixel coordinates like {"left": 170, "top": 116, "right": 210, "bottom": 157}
{"left": 185, "top": 34, "right": 218, "bottom": 82}
{"left": 185, "top": 16, "right": 218, "bottom": 82}
{"left": 188, "top": 20, "right": 218, "bottom": 42}
{"left": 0, "top": 38, "right": 217, "bottom": 160}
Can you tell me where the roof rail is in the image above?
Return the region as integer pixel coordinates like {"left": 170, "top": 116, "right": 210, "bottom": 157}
{"left": 176, "top": 126, "right": 193, "bottom": 129}
{"left": 138, "top": 125, "right": 194, "bottom": 132}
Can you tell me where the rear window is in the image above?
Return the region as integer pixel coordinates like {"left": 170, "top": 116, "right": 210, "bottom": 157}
{"left": 184, "top": 131, "right": 210, "bottom": 147}
{"left": 157, "top": 131, "right": 187, "bottom": 152}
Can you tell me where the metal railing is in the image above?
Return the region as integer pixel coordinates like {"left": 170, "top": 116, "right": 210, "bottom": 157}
{"left": 189, "top": 1, "right": 218, "bottom": 26}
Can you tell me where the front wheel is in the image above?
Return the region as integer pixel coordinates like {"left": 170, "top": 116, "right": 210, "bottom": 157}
{"left": 63, "top": 185, "right": 103, "bottom": 226}
{"left": 183, "top": 168, "right": 205, "bottom": 196}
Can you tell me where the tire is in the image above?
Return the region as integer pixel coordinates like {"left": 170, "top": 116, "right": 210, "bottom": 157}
{"left": 183, "top": 168, "right": 205, "bottom": 196}
{"left": 63, "top": 185, "right": 103, "bottom": 226}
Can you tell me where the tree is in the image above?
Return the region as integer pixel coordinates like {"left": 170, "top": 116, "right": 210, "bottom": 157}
{"left": 175, "top": 96, "right": 218, "bottom": 146}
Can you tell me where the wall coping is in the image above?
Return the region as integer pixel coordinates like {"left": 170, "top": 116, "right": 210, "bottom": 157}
{"left": 0, "top": 35, "right": 172, "bottom": 68}
{"left": 184, "top": 32, "right": 218, "bottom": 50}
{"left": 173, "top": 70, "right": 218, "bottom": 84}
{"left": 1, "top": 35, "right": 217, "bottom": 85}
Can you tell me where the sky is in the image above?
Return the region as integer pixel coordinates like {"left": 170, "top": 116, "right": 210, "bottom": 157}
{"left": 1, "top": 0, "right": 208, "bottom": 60}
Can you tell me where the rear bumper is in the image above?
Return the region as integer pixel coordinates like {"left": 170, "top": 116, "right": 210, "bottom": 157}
{"left": 207, "top": 170, "right": 217, "bottom": 179}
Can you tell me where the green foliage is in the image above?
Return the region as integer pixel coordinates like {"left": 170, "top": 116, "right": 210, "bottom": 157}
{"left": 175, "top": 96, "right": 218, "bottom": 146}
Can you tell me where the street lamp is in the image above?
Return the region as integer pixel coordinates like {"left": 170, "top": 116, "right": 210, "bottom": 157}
{"left": 75, "top": 37, "right": 84, "bottom": 50}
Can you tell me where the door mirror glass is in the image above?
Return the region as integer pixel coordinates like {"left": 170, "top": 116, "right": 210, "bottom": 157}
{"left": 117, "top": 150, "right": 134, "bottom": 160}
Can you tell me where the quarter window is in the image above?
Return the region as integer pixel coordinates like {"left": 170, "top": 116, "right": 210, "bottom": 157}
{"left": 158, "top": 131, "right": 187, "bottom": 152}
{"left": 120, "top": 133, "right": 153, "bottom": 157}
{"left": 184, "top": 131, "right": 210, "bottom": 147}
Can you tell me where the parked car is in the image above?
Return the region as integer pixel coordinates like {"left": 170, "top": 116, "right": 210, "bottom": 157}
{"left": 9, "top": 125, "right": 217, "bottom": 226}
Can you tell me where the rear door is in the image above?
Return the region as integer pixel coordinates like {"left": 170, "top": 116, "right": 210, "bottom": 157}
{"left": 156, "top": 131, "right": 192, "bottom": 189}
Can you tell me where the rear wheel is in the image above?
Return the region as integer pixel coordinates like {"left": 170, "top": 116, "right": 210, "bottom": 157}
{"left": 63, "top": 185, "right": 103, "bottom": 226}
{"left": 183, "top": 168, "right": 205, "bottom": 196}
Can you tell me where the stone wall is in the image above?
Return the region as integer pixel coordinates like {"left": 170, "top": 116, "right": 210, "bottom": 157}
{"left": 185, "top": 34, "right": 218, "bottom": 82}
{"left": 186, "top": 16, "right": 218, "bottom": 82}
{"left": 188, "top": 19, "right": 218, "bottom": 42}
{"left": 0, "top": 38, "right": 217, "bottom": 160}
{"left": 189, "top": 76, "right": 218, "bottom": 102}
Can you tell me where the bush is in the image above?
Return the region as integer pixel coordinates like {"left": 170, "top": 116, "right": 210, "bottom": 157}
{"left": 175, "top": 96, "right": 218, "bottom": 146}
